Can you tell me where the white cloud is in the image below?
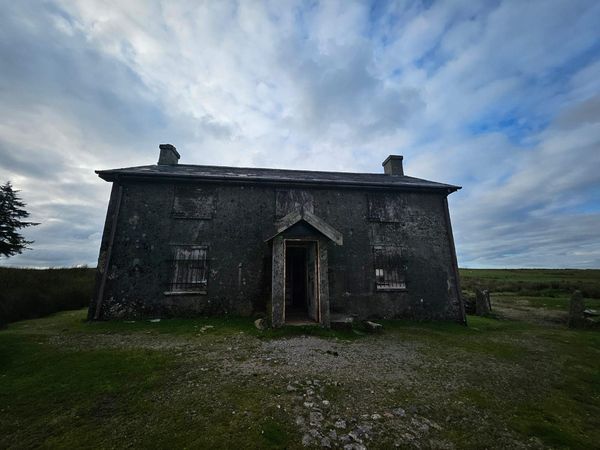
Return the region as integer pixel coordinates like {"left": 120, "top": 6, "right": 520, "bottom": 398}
{"left": 1, "top": 0, "right": 599, "bottom": 268}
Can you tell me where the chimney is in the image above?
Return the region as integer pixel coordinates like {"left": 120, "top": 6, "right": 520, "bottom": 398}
{"left": 382, "top": 155, "right": 404, "bottom": 176}
{"left": 158, "top": 144, "right": 180, "bottom": 165}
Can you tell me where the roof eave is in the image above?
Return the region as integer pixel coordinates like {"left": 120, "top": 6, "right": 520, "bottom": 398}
{"left": 95, "top": 169, "right": 461, "bottom": 193}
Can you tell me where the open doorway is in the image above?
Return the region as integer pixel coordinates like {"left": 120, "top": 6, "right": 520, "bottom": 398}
{"left": 285, "top": 241, "right": 318, "bottom": 323}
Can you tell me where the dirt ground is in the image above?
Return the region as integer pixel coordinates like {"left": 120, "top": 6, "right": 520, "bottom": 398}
{"left": 3, "top": 293, "right": 599, "bottom": 449}
{"left": 491, "top": 299, "right": 566, "bottom": 326}
{"left": 41, "top": 313, "right": 570, "bottom": 449}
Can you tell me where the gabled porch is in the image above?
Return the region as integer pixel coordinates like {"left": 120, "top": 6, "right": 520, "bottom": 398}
{"left": 265, "top": 209, "right": 343, "bottom": 328}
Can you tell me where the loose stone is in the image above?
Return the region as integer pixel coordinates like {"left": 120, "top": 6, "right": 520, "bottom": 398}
{"left": 302, "top": 434, "right": 313, "bottom": 447}
{"left": 335, "top": 419, "right": 347, "bottom": 429}
{"left": 310, "top": 411, "right": 324, "bottom": 424}
{"left": 393, "top": 408, "right": 406, "bottom": 417}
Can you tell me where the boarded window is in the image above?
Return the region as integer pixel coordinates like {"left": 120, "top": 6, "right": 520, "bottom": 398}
{"left": 367, "top": 194, "right": 404, "bottom": 223}
{"left": 276, "top": 189, "right": 314, "bottom": 218}
{"left": 373, "top": 246, "right": 406, "bottom": 290}
{"left": 168, "top": 246, "right": 208, "bottom": 292}
{"left": 172, "top": 186, "right": 215, "bottom": 219}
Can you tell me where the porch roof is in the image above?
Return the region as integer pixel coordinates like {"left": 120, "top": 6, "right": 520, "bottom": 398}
{"left": 264, "top": 209, "right": 343, "bottom": 246}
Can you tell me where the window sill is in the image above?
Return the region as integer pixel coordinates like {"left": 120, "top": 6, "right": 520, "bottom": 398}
{"left": 171, "top": 215, "right": 213, "bottom": 220}
{"left": 163, "top": 290, "right": 207, "bottom": 296}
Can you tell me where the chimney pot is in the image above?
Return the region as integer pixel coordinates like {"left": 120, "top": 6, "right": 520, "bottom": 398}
{"left": 382, "top": 155, "right": 404, "bottom": 176}
{"left": 158, "top": 144, "right": 180, "bottom": 165}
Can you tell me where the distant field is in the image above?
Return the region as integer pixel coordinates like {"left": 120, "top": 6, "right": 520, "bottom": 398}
{"left": 460, "top": 268, "right": 600, "bottom": 299}
{"left": 460, "top": 268, "right": 600, "bottom": 326}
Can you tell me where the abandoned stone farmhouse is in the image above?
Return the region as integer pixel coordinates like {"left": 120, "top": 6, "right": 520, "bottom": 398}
{"left": 89, "top": 144, "right": 465, "bottom": 327}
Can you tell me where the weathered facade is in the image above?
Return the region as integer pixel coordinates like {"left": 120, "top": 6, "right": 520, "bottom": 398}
{"left": 89, "top": 144, "right": 465, "bottom": 326}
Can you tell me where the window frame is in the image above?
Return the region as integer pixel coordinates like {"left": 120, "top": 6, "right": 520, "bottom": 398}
{"left": 372, "top": 245, "right": 407, "bottom": 292}
{"left": 165, "top": 244, "right": 209, "bottom": 295}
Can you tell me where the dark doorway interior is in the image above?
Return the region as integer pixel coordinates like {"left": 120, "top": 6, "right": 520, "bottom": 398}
{"left": 285, "top": 246, "right": 309, "bottom": 321}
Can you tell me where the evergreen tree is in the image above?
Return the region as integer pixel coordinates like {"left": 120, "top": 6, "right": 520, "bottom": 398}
{"left": 0, "top": 182, "right": 39, "bottom": 257}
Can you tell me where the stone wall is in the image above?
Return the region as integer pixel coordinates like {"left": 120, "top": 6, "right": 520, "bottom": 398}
{"left": 90, "top": 179, "right": 463, "bottom": 323}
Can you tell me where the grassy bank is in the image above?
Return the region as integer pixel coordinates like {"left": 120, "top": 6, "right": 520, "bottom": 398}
{"left": 0, "top": 267, "right": 94, "bottom": 327}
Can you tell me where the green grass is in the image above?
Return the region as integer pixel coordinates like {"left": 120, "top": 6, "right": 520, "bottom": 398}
{"left": 0, "top": 311, "right": 299, "bottom": 449}
{"left": 507, "top": 326, "right": 600, "bottom": 449}
{"left": 381, "top": 316, "right": 600, "bottom": 449}
{"left": 382, "top": 315, "right": 532, "bottom": 360}
{"left": 0, "top": 333, "right": 171, "bottom": 448}
{"left": 6, "top": 309, "right": 364, "bottom": 342}
{"left": 2, "top": 310, "right": 599, "bottom": 448}
{"left": 1, "top": 267, "right": 599, "bottom": 447}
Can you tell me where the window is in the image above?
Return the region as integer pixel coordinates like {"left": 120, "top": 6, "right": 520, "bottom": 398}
{"left": 373, "top": 246, "right": 406, "bottom": 290}
{"left": 168, "top": 246, "right": 208, "bottom": 293}
{"left": 367, "top": 194, "right": 405, "bottom": 223}
{"left": 172, "top": 186, "right": 215, "bottom": 219}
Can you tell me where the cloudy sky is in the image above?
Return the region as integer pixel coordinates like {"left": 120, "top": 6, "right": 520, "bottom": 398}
{"left": 1, "top": 0, "right": 599, "bottom": 268}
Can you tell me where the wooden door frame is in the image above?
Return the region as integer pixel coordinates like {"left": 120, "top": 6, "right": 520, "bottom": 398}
{"left": 270, "top": 235, "right": 330, "bottom": 328}
{"left": 283, "top": 239, "right": 320, "bottom": 324}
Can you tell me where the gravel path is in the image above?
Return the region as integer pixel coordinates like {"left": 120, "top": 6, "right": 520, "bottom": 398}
{"left": 45, "top": 326, "right": 551, "bottom": 449}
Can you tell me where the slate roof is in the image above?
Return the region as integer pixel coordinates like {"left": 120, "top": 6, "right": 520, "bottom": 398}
{"left": 96, "top": 163, "right": 461, "bottom": 192}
